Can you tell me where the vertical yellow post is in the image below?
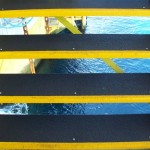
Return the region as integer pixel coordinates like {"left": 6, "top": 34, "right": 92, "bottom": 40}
{"left": 29, "top": 59, "right": 36, "bottom": 74}
{"left": 82, "top": 16, "right": 87, "bottom": 30}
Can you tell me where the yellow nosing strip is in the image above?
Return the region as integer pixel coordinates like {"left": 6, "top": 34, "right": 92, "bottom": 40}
{"left": 0, "top": 9, "right": 150, "bottom": 18}
{"left": 0, "top": 96, "right": 150, "bottom": 103}
{"left": 0, "top": 142, "right": 150, "bottom": 149}
{"left": 0, "top": 51, "right": 149, "bottom": 59}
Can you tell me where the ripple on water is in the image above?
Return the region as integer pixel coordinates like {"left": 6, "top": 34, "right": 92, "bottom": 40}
{"left": 1, "top": 17, "right": 150, "bottom": 115}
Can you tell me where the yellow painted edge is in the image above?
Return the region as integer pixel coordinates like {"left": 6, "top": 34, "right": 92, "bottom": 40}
{"left": 0, "top": 9, "right": 150, "bottom": 18}
{"left": 0, "top": 51, "right": 150, "bottom": 59}
{"left": 0, "top": 142, "right": 150, "bottom": 149}
{"left": 0, "top": 96, "right": 150, "bottom": 103}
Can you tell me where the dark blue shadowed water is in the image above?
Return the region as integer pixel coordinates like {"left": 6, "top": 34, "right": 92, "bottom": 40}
{"left": 1, "top": 17, "right": 150, "bottom": 115}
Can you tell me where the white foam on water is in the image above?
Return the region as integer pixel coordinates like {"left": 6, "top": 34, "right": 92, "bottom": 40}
{"left": 0, "top": 104, "right": 28, "bottom": 115}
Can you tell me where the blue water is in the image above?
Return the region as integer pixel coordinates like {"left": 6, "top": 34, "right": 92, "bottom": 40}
{"left": 1, "top": 17, "right": 150, "bottom": 115}
{"left": 86, "top": 17, "right": 150, "bottom": 73}
{"left": 86, "top": 17, "right": 150, "bottom": 34}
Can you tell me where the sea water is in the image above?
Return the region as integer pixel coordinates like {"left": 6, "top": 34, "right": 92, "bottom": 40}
{"left": 1, "top": 17, "right": 150, "bottom": 115}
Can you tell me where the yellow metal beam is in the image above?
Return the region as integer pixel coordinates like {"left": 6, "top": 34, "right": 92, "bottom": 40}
{"left": 102, "top": 58, "right": 124, "bottom": 73}
{"left": 0, "top": 96, "right": 150, "bottom": 103}
{"left": 55, "top": 16, "right": 124, "bottom": 73}
{"left": 0, "top": 9, "right": 150, "bottom": 18}
{"left": 55, "top": 17, "right": 82, "bottom": 34}
{"left": 0, "top": 142, "right": 150, "bottom": 149}
{"left": 0, "top": 51, "right": 149, "bottom": 59}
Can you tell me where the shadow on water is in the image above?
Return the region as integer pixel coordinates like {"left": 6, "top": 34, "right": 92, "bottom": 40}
{"left": 28, "top": 104, "right": 86, "bottom": 115}
{"left": 28, "top": 58, "right": 150, "bottom": 115}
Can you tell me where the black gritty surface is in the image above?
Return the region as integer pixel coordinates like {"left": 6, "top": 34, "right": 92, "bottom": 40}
{"left": 0, "top": 115, "right": 150, "bottom": 142}
{"left": 0, "top": 74, "right": 150, "bottom": 96}
{"left": 0, "top": 34, "right": 150, "bottom": 51}
{"left": 0, "top": 0, "right": 150, "bottom": 10}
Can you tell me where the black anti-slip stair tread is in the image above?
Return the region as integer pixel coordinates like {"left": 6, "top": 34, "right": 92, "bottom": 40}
{"left": 0, "top": 34, "right": 150, "bottom": 51}
{"left": 0, "top": 0, "right": 150, "bottom": 10}
{"left": 0, "top": 74, "right": 149, "bottom": 96}
{"left": 0, "top": 115, "right": 150, "bottom": 142}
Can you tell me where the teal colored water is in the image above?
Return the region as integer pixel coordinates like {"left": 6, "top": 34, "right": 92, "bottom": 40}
{"left": 1, "top": 17, "right": 150, "bottom": 115}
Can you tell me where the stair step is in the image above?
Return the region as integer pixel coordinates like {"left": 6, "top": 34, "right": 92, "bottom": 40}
{"left": 0, "top": 115, "right": 150, "bottom": 149}
{"left": 0, "top": 34, "right": 150, "bottom": 58}
{"left": 0, "top": 74, "right": 149, "bottom": 103}
{"left": 0, "top": 0, "right": 149, "bottom": 17}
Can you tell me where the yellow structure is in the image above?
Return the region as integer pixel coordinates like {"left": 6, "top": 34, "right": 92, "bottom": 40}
{"left": 1, "top": 9, "right": 150, "bottom": 18}
{"left": 0, "top": 0, "right": 150, "bottom": 149}
{"left": 0, "top": 17, "right": 84, "bottom": 73}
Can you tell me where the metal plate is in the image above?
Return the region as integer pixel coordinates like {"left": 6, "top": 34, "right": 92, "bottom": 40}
{"left": 0, "top": 115, "right": 150, "bottom": 142}
{"left": 0, "top": 74, "right": 150, "bottom": 96}
{"left": 0, "top": 0, "right": 150, "bottom": 10}
{"left": 0, "top": 34, "right": 150, "bottom": 51}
